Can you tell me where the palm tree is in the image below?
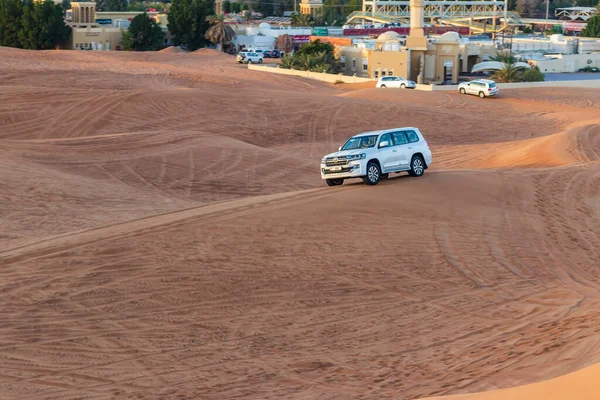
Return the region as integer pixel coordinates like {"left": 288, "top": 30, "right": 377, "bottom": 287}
{"left": 205, "top": 15, "right": 236, "bottom": 52}
{"left": 294, "top": 52, "right": 320, "bottom": 70}
{"left": 491, "top": 53, "right": 517, "bottom": 64}
{"left": 279, "top": 55, "right": 295, "bottom": 69}
{"left": 492, "top": 63, "right": 524, "bottom": 82}
{"left": 291, "top": 13, "right": 314, "bottom": 27}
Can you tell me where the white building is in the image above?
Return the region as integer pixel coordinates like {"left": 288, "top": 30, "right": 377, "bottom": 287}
{"left": 233, "top": 23, "right": 313, "bottom": 52}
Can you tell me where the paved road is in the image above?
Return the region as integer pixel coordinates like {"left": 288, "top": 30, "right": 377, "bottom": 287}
{"left": 544, "top": 73, "right": 600, "bottom": 81}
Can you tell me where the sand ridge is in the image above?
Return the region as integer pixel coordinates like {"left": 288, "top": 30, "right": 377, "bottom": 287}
{"left": 1, "top": 46, "right": 600, "bottom": 399}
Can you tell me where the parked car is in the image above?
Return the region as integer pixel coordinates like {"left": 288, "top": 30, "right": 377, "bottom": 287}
{"left": 320, "top": 127, "right": 432, "bottom": 186}
{"left": 236, "top": 52, "right": 248, "bottom": 63}
{"left": 458, "top": 79, "right": 499, "bottom": 98}
{"left": 243, "top": 52, "right": 264, "bottom": 64}
{"left": 267, "top": 49, "right": 281, "bottom": 58}
{"left": 376, "top": 76, "right": 417, "bottom": 89}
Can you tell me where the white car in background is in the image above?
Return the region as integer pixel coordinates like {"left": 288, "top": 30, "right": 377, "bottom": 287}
{"left": 458, "top": 79, "right": 499, "bottom": 98}
{"left": 320, "top": 127, "right": 432, "bottom": 186}
{"left": 243, "top": 52, "right": 264, "bottom": 64}
{"left": 376, "top": 76, "right": 416, "bottom": 89}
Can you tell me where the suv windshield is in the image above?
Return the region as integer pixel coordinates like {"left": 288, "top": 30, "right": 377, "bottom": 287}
{"left": 341, "top": 135, "right": 378, "bottom": 150}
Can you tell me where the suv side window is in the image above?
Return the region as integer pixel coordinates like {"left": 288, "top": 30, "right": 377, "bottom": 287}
{"left": 378, "top": 133, "right": 392, "bottom": 148}
{"left": 392, "top": 131, "right": 408, "bottom": 146}
{"left": 382, "top": 77, "right": 391, "bottom": 81}
{"left": 405, "top": 130, "right": 419, "bottom": 143}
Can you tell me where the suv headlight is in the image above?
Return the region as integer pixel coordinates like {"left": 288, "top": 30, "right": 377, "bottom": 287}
{"left": 347, "top": 153, "right": 366, "bottom": 160}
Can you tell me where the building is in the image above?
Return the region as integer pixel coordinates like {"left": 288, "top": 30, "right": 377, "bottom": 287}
{"left": 233, "top": 23, "right": 313, "bottom": 52}
{"left": 331, "top": 0, "right": 506, "bottom": 83}
{"left": 529, "top": 53, "right": 600, "bottom": 73}
{"left": 214, "top": 0, "right": 223, "bottom": 15}
{"left": 67, "top": 2, "right": 169, "bottom": 50}
{"left": 299, "top": 0, "right": 323, "bottom": 17}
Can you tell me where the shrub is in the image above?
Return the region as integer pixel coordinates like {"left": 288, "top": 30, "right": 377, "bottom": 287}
{"left": 523, "top": 66, "right": 545, "bottom": 82}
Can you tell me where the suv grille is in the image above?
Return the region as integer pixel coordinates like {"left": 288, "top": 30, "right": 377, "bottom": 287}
{"left": 326, "top": 156, "right": 348, "bottom": 166}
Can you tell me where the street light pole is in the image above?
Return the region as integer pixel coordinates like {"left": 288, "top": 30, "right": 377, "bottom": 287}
{"left": 545, "top": 0, "right": 550, "bottom": 32}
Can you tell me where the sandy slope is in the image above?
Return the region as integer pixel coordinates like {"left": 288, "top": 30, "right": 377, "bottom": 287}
{"left": 1, "top": 47, "right": 600, "bottom": 399}
{"left": 424, "top": 362, "right": 600, "bottom": 400}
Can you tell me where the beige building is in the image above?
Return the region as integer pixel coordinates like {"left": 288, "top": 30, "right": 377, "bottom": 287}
{"left": 68, "top": 2, "right": 168, "bottom": 50}
{"left": 530, "top": 53, "right": 600, "bottom": 73}
{"left": 299, "top": 0, "right": 323, "bottom": 17}
{"left": 339, "top": 31, "right": 464, "bottom": 84}
{"left": 336, "top": 0, "right": 498, "bottom": 84}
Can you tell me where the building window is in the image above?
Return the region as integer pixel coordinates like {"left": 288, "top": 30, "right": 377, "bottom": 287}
{"left": 362, "top": 58, "right": 368, "bottom": 71}
{"left": 363, "top": 63, "right": 368, "bottom": 71}
{"left": 352, "top": 58, "right": 356, "bottom": 72}
{"left": 374, "top": 69, "right": 379, "bottom": 78}
{"left": 388, "top": 70, "right": 393, "bottom": 76}
{"left": 340, "top": 56, "right": 345, "bottom": 69}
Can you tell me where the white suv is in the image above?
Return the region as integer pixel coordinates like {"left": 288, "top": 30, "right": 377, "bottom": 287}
{"left": 243, "top": 52, "right": 264, "bottom": 64}
{"left": 458, "top": 79, "right": 499, "bottom": 98}
{"left": 376, "top": 76, "right": 416, "bottom": 89}
{"left": 320, "top": 127, "right": 432, "bottom": 186}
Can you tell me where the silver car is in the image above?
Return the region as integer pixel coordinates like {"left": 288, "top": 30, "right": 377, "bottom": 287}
{"left": 458, "top": 79, "right": 499, "bottom": 98}
{"left": 376, "top": 76, "right": 417, "bottom": 89}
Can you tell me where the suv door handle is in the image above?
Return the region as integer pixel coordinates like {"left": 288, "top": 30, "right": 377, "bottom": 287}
{"left": 392, "top": 149, "right": 397, "bottom": 152}
{"left": 408, "top": 146, "right": 413, "bottom": 149}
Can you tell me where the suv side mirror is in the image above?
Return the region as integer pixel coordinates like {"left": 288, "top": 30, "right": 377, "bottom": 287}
{"left": 338, "top": 146, "right": 342, "bottom": 151}
{"left": 379, "top": 141, "right": 389, "bottom": 148}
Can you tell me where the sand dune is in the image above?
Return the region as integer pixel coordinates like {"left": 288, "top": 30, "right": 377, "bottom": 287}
{"left": 1, "top": 46, "right": 600, "bottom": 399}
{"left": 424, "top": 362, "right": 600, "bottom": 400}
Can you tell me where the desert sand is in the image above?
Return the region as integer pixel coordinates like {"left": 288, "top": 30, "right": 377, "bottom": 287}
{"left": 0, "top": 46, "right": 599, "bottom": 400}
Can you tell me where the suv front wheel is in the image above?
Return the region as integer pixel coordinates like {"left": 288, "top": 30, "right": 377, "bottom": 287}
{"left": 326, "top": 179, "right": 344, "bottom": 187}
{"left": 409, "top": 155, "right": 425, "bottom": 177}
{"left": 363, "top": 161, "right": 381, "bottom": 185}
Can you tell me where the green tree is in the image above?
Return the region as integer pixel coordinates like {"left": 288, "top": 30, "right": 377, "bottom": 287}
{"left": 122, "top": 12, "right": 165, "bottom": 50}
{"left": 19, "top": 0, "right": 70, "bottom": 50}
{"left": 108, "top": 0, "right": 127, "bottom": 11}
{"left": 0, "top": 0, "right": 24, "bottom": 47}
{"left": 252, "top": 0, "right": 269, "bottom": 15}
{"left": 491, "top": 53, "right": 517, "bottom": 64}
{"left": 279, "top": 54, "right": 295, "bottom": 68}
{"left": 222, "top": 0, "right": 231, "bottom": 12}
{"left": 120, "top": 29, "right": 133, "bottom": 50}
{"left": 295, "top": 39, "right": 334, "bottom": 57}
{"left": 523, "top": 65, "right": 545, "bottom": 82}
{"left": 492, "top": 64, "right": 524, "bottom": 82}
{"left": 231, "top": 1, "right": 241, "bottom": 13}
{"left": 61, "top": 0, "right": 71, "bottom": 12}
{"left": 582, "top": 15, "right": 600, "bottom": 38}
{"left": 291, "top": 13, "right": 313, "bottom": 26}
{"left": 241, "top": 2, "right": 248, "bottom": 10}
{"left": 204, "top": 14, "right": 235, "bottom": 51}
{"left": 168, "top": 0, "right": 212, "bottom": 50}
{"left": 96, "top": 0, "right": 108, "bottom": 11}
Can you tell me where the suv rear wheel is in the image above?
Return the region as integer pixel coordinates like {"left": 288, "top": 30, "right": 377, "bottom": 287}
{"left": 380, "top": 84, "right": 386, "bottom": 88}
{"left": 326, "top": 179, "right": 344, "bottom": 187}
{"left": 363, "top": 161, "right": 381, "bottom": 185}
{"left": 408, "top": 155, "right": 425, "bottom": 177}
{"left": 479, "top": 91, "right": 485, "bottom": 98}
